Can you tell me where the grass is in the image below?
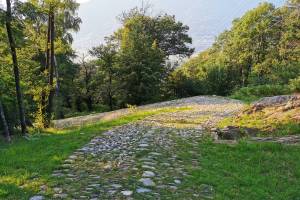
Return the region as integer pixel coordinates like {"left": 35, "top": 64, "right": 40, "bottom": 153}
{"left": 176, "top": 138, "right": 300, "bottom": 200}
{"left": 0, "top": 107, "right": 189, "bottom": 200}
{"left": 228, "top": 84, "right": 299, "bottom": 136}
{"left": 218, "top": 106, "right": 300, "bottom": 137}
{"left": 1, "top": 104, "right": 300, "bottom": 199}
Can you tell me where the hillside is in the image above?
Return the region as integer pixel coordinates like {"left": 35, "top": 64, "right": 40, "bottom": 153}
{"left": 22, "top": 96, "right": 300, "bottom": 199}
{"left": 1, "top": 96, "right": 300, "bottom": 199}
{"left": 0, "top": 0, "right": 299, "bottom": 199}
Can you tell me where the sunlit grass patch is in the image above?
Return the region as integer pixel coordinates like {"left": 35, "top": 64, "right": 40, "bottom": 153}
{"left": 218, "top": 107, "right": 300, "bottom": 137}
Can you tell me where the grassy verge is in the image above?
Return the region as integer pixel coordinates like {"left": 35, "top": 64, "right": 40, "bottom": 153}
{"left": 176, "top": 138, "right": 300, "bottom": 199}
{"left": 218, "top": 106, "right": 300, "bottom": 137}
{"left": 0, "top": 107, "right": 190, "bottom": 200}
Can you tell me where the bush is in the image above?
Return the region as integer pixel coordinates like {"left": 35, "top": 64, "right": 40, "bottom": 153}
{"left": 205, "top": 66, "right": 241, "bottom": 96}
{"left": 230, "top": 84, "right": 291, "bottom": 103}
{"left": 289, "top": 77, "right": 300, "bottom": 93}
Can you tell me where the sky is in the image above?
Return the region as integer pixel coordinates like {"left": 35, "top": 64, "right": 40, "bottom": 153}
{"left": 1, "top": 0, "right": 286, "bottom": 54}
{"left": 0, "top": 0, "right": 89, "bottom": 3}
{"left": 73, "top": 0, "right": 285, "bottom": 54}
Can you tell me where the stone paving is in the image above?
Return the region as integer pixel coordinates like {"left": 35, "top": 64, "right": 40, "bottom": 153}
{"left": 251, "top": 135, "right": 300, "bottom": 145}
{"left": 31, "top": 96, "right": 245, "bottom": 200}
{"left": 52, "top": 96, "right": 243, "bottom": 129}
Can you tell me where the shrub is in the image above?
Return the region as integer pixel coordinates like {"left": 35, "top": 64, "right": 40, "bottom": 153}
{"left": 289, "top": 77, "right": 300, "bottom": 93}
{"left": 230, "top": 84, "right": 291, "bottom": 103}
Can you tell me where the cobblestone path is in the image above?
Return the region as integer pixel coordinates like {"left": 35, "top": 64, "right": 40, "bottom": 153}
{"left": 34, "top": 96, "right": 244, "bottom": 200}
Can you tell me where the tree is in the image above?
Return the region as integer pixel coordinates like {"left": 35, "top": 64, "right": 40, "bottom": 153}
{"left": 111, "top": 7, "right": 195, "bottom": 106}
{"left": 117, "top": 16, "right": 165, "bottom": 105}
{"left": 23, "top": 0, "right": 81, "bottom": 127}
{"left": 44, "top": 0, "right": 81, "bottom": 126}
{"left": 5, "top": 0, "right": 27, "bottom": 135}
{"left": 222, "top": 3, "right": 278, "bottom": 85}
{"left": 75, "top": 54, "right": 96, "bottom": 111}
{"left": 279, "top": 0, "right": 300, "bottom": 63}
{"left": 90, "top": 37, "right": 118, "bottom": 110}
{"left": 1, "top": 0, "right": 83, "bottom": 132}
{"left": 0, "top": 21, "right": 18, "bottom": 136}
{"left": 118, "top": 6, "right": 194, "bottom": 58}
{"left": 0, "top": 99, "right": 11, "bottom": 142}
{"left": 171, "top": 1, "right": 300, "bottom": 98}
{"left": 150, "top": 14, "right": 194, "bottom": 57}
{"left": 53, "top": 53, "right": 79, "bottom": 118}
{"left": 45, "top": 6, "right": 55, "bottom": 126}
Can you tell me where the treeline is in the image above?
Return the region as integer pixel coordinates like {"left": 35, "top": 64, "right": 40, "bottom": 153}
{"left": 1, "top": 0, "right": 83, "bottom": 140}
{"left": 170, "top": 1, "right": 300, "bottom": 98}
{"left": 0, "top": 1, "right": 194, "bottom": 139}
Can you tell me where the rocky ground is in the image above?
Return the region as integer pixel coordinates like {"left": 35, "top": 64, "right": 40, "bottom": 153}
{"left": 30, "top": 95, "right": 300, "bottom": 200}
{"left": 52, "top": 96, "right": 243, "bottom": 129}
{"left": 216, "top": 95, "right": 300, "bottom": 144}
{"left": 31, "top": 96, "right": 244, "bottom": 200}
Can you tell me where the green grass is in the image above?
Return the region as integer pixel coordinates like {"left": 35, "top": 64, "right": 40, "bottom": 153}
{"left": 1, "top": 105, "right": 300, "bottom": 199}
{"left": 176, "top": 138, "right": 300, "bottom": 200}
{"left": 0, "top": 107, "right": 189, "bottom": 200}
{"left": 228, "top": 84, "right": 298, "bottom": 137}
{"left": 218, "top": 107, "right": 300, "bottom": 137}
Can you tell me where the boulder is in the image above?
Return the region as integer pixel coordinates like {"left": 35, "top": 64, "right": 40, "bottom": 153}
{"left": 212, "top": 126, "right": 259, "bottom": 140}
{"left": 245, "top": 95, "right": 300, "bottom": 113}
{"left": 252, "top": 95, "right": 293, "bottom": 111}
{"left": 282, "top": 96, "right": 300, "bottom": 111}
{"left": 29, "top": 196, "right": 44, "bottom": 200}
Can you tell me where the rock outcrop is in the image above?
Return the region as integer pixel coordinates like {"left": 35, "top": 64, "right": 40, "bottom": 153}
{"left": 246, "top": 95, "right": 300, "bottom": 114}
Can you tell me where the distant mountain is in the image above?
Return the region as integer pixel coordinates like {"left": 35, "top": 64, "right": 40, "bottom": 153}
{"left": 73, "top": 0, "right": 285, "bottom": 54}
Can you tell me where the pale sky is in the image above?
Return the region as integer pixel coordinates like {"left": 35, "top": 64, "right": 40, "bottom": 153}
{"left": 0, "top": 0, "right": 90, "bottom": 4}
{"left": 73, "top": 0, "right": 285, "bottom": 54}
{"left": 1, "top": 0, "right": 286, "bottom": 54}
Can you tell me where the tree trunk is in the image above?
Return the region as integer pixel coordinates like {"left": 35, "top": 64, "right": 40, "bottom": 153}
{"left": 41, "top": 12, "right": 52, "bottom": 127}
{"left": 0, "top": 100, "right": 11, "bottom": 142}
{"left": 5, "top": 0, "right": 27, "bottom": 135}
{"left": 108, "top": 72, "right": 113, "bottom": 111}
{"left": 46, "top": 11, "right": 55, "bottom": 127}
{"left": 85, "top": 96, "right": 93, "bottom": 112}
{"left": 76, "top": 97, "right": 83, "bottom": 112}
{"left": 108, "top": 92, "right": 113, "bottom": 111}
{"left": 82, "top": 58, "right": 93, "bottom": 112}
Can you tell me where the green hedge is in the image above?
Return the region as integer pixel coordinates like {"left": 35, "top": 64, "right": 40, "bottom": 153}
{"left": 289, "top": 77, "right": 300, "bottom": 93}
{"left": 230, "top": 84, "right": 291, "bottom": 103}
